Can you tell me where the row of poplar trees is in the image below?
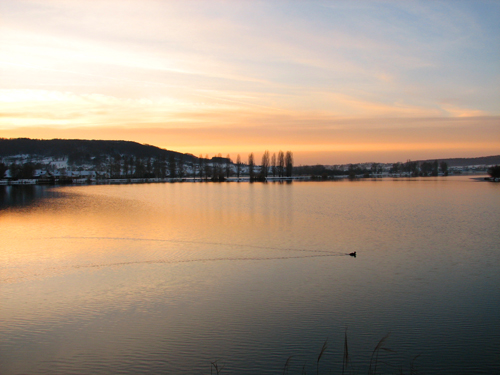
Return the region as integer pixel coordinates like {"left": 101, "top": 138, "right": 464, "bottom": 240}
{"left": 194, "top": 150, "right": 294, "bottom": 181}
{"left": 247, "top": 150, "right": 294, "bottom": 181}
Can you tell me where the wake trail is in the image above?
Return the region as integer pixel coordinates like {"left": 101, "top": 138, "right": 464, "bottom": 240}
{"left": 72, "top": 253, "right": 344, "bottom": 269}
{"left": 1, "top": 253, "right": 346, "bottom": 283}
{"left": 1, "top": 236, "right": 351, "bottom": 283}
{"left": 49, "top": 236, "right": 344, "bottom": 255}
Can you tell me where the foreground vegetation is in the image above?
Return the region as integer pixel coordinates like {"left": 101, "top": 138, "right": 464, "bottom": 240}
{"left": 210, "top": 333, "right": 420, "bottom": 375}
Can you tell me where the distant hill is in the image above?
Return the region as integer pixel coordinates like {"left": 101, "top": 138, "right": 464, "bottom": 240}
{"left": 1, "top": 138, "right": 498, "bottom": 167}
{"left": 0, "top": 138, "right": 196, "bottom": 162}
{"left": 416, "top": 155, "right": 500, "bottom": 167}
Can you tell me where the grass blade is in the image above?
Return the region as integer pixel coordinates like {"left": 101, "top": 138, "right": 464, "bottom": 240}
{"left": 368, "top": 333, "right": 391, "bottom": 375}
{"left": 317, "top": 339, "right": 328, "bottom": 375}
{"left": 342, "top": 329, "right": 349, "bottom": 375}
{"left": 283, "top": 355, "right": 294, "bottom": 375}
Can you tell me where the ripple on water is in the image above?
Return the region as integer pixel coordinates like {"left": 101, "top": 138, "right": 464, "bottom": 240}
{"left": 1, "top": 179, "right": 499, "bottom": 374}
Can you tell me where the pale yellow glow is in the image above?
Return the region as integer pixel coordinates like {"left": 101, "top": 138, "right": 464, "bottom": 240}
{"left": 1, "top": 1, "right": 499, "bottom": 164}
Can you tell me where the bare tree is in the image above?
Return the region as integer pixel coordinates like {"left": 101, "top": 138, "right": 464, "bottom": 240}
{"left": 123, "top": 156, "right": 130, "bottom": 177}
{"left": 160, "top": 155, "right": 167, "bottom": 178}
{"left": 440, "top": 161, "right": 448, "bottom": 176}
{"left": 225, "top": 154, "right": 232, "bottom": 179}
{"left": 204, "top": 154, "right": 211, "bottom": 180}
{"left": 146, "top": 157, "right": 152, "bottom": 176}
{"left": 198, "top": 154, "right": 204, "bottom": 180}
{"left": 111, "top": 155, "right": 122, "bottom": 178}
{"left": 178, "top": 155, "right": 185, "bottom": 178}
{"left": 217, "top": 153, "right": 223, "bottom": 177}
{"left": 391, "top": 162, "right": 402, "bottom": 174}
{"left": 285, "top": 151, "right": 293, "bottom": 177}
{"left": 236, "top": 154, "right": 242, "bottom": 179}
{"left": 248, "top": 153, "right": 255, "bottom": 181}
{"left": 211, "top": 153, "right": 225, "bottom": 181}
{"left": 278, "top": 150, "right": 285, "bottom": 178}
{"left": 271, "top": 152, "right": 277, "bottom": 177}
{"left": 211, "top": 155, "right": 217, "bottom": 180}
{"left": 168, "top": 154, "right": 177, "bottom": 178}
{"left": 432, "top": 160, "right": 439, "bottom": 177}
{"left": 135, "top": 157, "right": 145, "bottom": 178}
{"left": 261, "top": 150, "right": 270, "bottom": 179}
{"left": 218, "top": 153, "right": 224, "bottom": 180}
{"left": 153, "top": 156, "right": 161, "bottom": 178}
{"left": 191, "top": 159, "right": 197, "bottom": 179}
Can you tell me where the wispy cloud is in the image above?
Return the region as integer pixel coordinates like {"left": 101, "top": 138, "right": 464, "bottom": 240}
{"left": 1, "top": 0, "right": 499, "bottom": 163}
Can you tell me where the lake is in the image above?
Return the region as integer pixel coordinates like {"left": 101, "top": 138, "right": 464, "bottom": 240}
{"left": 1, "top": 177, "right": 499, "bottom": 374}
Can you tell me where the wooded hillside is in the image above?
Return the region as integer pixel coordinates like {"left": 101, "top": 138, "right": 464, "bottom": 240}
{"left": 0, "top": 138, "right": 195, "bottom": 162}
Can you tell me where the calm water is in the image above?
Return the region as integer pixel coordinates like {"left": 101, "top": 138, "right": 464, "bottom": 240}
{"left": 1, "top": 177, "right": 499, "bottom": 374}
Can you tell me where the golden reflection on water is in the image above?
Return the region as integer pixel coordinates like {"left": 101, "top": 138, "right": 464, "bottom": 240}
{"left": 2, "top": 178, "right": 498, "bottom": 287}
{"left": 2, "top": 183, "right": 299, "bottom": 280}
{"left": 1, "top": 177, "right": 498, "bottom": 289}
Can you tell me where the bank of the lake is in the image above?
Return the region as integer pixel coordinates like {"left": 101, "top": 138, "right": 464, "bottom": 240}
{"left": 0, "top": 170, "right": 495, "bottom": 187}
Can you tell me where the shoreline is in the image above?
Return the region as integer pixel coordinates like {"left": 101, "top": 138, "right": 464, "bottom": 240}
{"left": 0, "top": 174, "right": 494, "bottom": 187}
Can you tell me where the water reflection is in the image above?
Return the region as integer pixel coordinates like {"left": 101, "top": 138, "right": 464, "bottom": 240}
{"left": 0, "top": 177, "right": 499, "bottom": 375}
{"left": 1, "top": 186, "right": 39, "bottom": 209}
{"left": 0, "top": 185, "right": 66, "bottom": 211}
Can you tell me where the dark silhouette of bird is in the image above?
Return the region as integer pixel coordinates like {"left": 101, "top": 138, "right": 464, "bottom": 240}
{"left": 349, "top": 252, "right": 356, "bottom": 257}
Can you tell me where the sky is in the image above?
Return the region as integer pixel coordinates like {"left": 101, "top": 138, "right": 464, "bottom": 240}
{"left": 1, "top": 0, "right": 499, "bottom": 164}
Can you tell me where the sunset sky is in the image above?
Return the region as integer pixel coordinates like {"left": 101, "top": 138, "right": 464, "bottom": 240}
{"left": 1, "top": 0, "right": 499, "bottom": 164}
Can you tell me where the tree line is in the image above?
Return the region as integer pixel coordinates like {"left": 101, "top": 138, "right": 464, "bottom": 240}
{"left": 294, "top": 159, "right": 450, "bottom": 180}
{"left": 192, "top": 150, "right": 294, "bottom": 182}
{"left": 389, "top": 160, "right": 448, "bottom": 177}
{"left": 0, "top": 139, "right": 297, "bottom": 181}
{"left": 0, "top": 150, "right": 295, "bottom": 181}
{"left": 4, "top": 137, "right": 495, "bottom": 181}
